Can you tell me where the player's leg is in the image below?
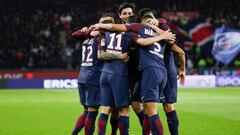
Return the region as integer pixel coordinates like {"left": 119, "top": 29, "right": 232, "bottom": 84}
{"left": 72, "top": 83, "right": 88, "bottom": 135}
{"left": 110, "top": 108, "right": 119, "bottom": 135}
{"left": 130, "top": 79, "right": 144, "bottom": 126}
{"left": 72, "top": 106, "right": 87, "bottom": 135}
{"left": 98, "top": 72, "right": 114, "bottom": 135}
{"left": 162, "top": 74, "right": 179, "bottom": 135}
{"left": 129, "top": 77, "right": 150, "bottom": 134}
{"left": 131, "top": 101, "right": 144, "bottom": 125}
{"left": 141, "top": 67, "right": 167, "bottom": 135}
{"left": 163, "top": 103, "right": 179, "bottom": 135}
{"left": 98, "top": 106, "right": 111, "bottom": 135}
{"left": 112, "top": 74, "right": 130, "bottom": 135}
{"left": 144, "top": 102, "right": 164, "bottom": 135}
{"left": 118, "top": 106, "right": 130, "bottom": 135}
{"left": 84, "top": 84, "right": 101, "bottom": 135}
{"left": 85, "top": 107, "right": 99, "bottom": 135}
{"left": 142, "top": 111, "right": 151, "bottom": 135}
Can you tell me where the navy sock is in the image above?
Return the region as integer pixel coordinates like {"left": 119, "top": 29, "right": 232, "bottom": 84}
{"left": 110, "top": 116, "right": 119, "bottom": 134}
{"left": 136, "top": 111, "right": 144, "bottom": 126}
{"left": 118, "top": 116, "right": 129, "bottom": 135}
{"left": 166, "top": 110, "right": 179, "bottom": 135}
{"left": 72, "top": 111, "right": 88, "bottom": 135}
{"left": 85, "top": 111, "right": 98, "bottom": 135}
{"left": 98, "top": 113, "right": 109, "bottom": 135}
{"left": 149, "top": 114, "right": 164, "bottom": 135}
{"left": 142, "top": 115, "right": 151, "bottom": 135}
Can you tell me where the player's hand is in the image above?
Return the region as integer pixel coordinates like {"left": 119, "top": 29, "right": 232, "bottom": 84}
{"left": 147, "top": 18, "right": 159, "bottom": 26}
{"left": 89, "top": 24, "right": 101, "bottom": 31}
{"left": 120, "top": 53, "right": 129, "bottom": 62}
{"left": 178, "top": 70, "right": 186, "bottom": 85}
{"left": 147, "top": 23, "right": 165, "bottom": 34}
{"left": 90, "top": 30, "right": 100, "bottom": 37}
{"left": 89, "top": 24, "right": 96, "bottom": 31}
{"left": 161, "top": 30, "right": 176, "bottom": 41}
{"left": 80, "top": 27, "right": 89, "bottom": 32}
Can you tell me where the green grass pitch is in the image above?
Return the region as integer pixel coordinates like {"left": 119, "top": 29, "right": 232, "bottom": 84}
{"left": 0, "top": 87, "right": 239, "bottom": 135}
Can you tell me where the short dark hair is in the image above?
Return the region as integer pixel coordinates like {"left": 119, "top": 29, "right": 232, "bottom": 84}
{"left": 138, "top": 8, "right": 157, "bottom": 20}
{"left": 126, "top": 15, "right": 140, "bottom": 23}
{"left": 99, "top": 12, "right": 115, "bottom": 23}
{"left": 100, "top": 12, "right": 115, "bottom": 19}
{"left": 118, "top": 2, "right": 135, "bottom": 14}
{"left": 141, "top": 14, "right": 154, "bottom": 20}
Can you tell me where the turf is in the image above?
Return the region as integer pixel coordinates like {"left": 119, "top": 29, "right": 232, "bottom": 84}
{"left": 0, "top": 87, "right": 239, "bottom": 135}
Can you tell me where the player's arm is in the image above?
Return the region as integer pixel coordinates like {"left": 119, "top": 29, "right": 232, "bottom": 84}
{"left": 148, "top": 19, "right": 176, "bottom": 45}
{"left": 71, "top": 27, "right": 89, "bottom": 39}
{"left": 98, "top": 50, "right": 129, "bottom": 62}
{"left": 134, "top": 30, "right": 175, "bottom": 46}
{"left": 90, "top": 30, "right": 101, "bottom": 37}
{"left": 91, "top": 23, "right": 144, "bottom": 33}
{"left": 147, "top": 18, "right": 167, "bottom": 27}
{"left": 149, "top": 24, "right": 176, "bottom": 44}
{"left": 170, "top": 44, "right": 186, "bottom": 85}
{"left": 91, "top": 24, "right": 128, "bottom": 32}
{"left": 149, "top": 24, "right": 165, "bottom": 34}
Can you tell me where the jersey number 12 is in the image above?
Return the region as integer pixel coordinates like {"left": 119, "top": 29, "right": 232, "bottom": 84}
{"left": 82, "top": 46, "right": 93, "bottom": 62}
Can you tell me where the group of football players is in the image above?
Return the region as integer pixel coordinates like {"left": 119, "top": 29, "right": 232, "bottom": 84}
{"left": 71, "top": 2, "right": 185, "bottom": 135}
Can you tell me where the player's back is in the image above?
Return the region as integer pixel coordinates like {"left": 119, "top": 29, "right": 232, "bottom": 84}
{"left": 126, "top": 23, "right": 167, "bottom": 71}
{"left": 101, "top": 31, "right": 133, "bottom": 76}
{"left": 78, "top": 37, "right": 102, "bottom": 86}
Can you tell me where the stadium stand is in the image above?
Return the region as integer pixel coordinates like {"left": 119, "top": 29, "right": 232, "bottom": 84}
{"left": 0, "top": 0, "right": 239, "bottom": 75}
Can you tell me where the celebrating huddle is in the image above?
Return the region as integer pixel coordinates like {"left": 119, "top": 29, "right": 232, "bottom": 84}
{"left": 71, "top": 2, "right": 186, "bottom": 135}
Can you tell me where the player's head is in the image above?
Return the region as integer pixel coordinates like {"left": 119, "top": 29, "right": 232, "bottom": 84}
{"left": 126, "top": 15, "right": 140, "bottom": 24}
{"left": 99, "top": 13, "right": 115, "bottom": 24}
{"left": 118, "top": 2, "right": 135, "bottom": 23}
{"left": 139, "top": 14, "right": 154, "bottom": 25}
{"left": 138, "top": 8, "right": 157, "bottom": 23}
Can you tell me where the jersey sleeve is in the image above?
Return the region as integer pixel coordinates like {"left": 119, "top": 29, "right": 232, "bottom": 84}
{"left": 158, "top": 18, "right": 167, "bottom": 25}
{"left": 157, "top": 18, "right": 175, "bottom": 45}
{"left": 97, "top": 35, "right": 106, "bottom": 51}
{"left": 129, "top": 32, "right": 140, "bottom": 42}
{"left": 159, "top": 23, "right": 171, "bottom": 31}
{"left": 71, "top": 30, "right": 89, "bottom": 39}
{"left": 157, "top": 18, "right": 171, "bottom": 31}
{"left": 125, "top": 23, "right": 144, "bottom": 33}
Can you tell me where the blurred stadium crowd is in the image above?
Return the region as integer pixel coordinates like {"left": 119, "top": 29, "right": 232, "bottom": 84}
{"left": 0, "top": 0, "right": 239, "bottom": 75}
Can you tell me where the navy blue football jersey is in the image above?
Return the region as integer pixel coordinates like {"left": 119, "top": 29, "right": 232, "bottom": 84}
{"left": 158, "top": 21, "right": 177, "bottom": 75}
{"left": 100, "top": 31, "right": 138, "bottom": 76}
{"left": 164, "top": 46, "right": 177, "bottom": 74}
{"left": 78, "top": 36, "right": 102, "bottom": 86}
{"left": 126, "top": 23, "right": 167, "bottom": 71}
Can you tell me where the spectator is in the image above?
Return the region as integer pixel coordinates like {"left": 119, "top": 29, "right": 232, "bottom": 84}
{"left": 0, "top": 0, "right": 239, "bottom": 75}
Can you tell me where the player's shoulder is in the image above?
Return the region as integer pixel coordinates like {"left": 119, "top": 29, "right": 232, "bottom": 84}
{"left": 158, "top": 18, "right": 168, "bottom": 24}
{"left": 126, "top": 23, "right": 144, "bottom": 29}
{"left": 122, "top": 31, "right": 133, "bottom": 35}
{"left": 158, "top": 18, "right": 170, "bottom": 30}
{"left": 125, "top": 23, "right": 140, "bottom": 26}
